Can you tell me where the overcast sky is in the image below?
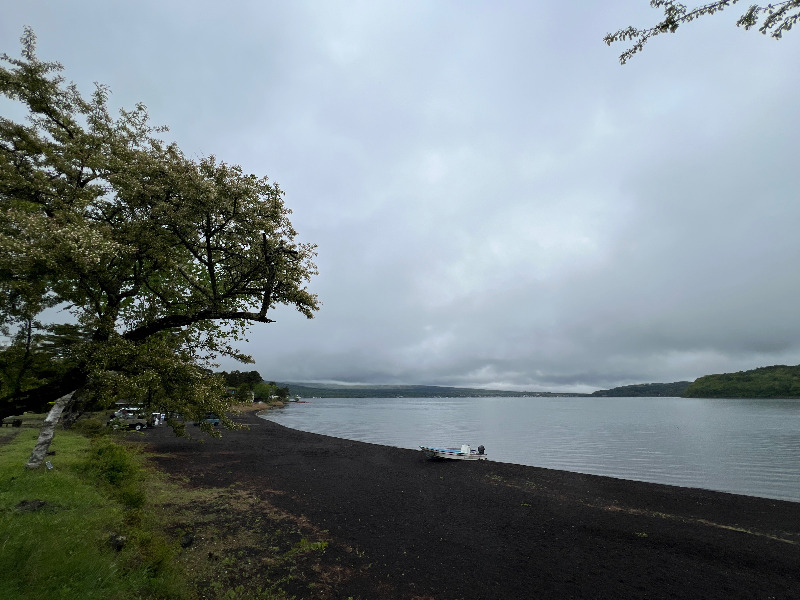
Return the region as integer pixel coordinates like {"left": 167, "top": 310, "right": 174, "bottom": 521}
{"left": 4, "top": 2, "right": 800, "bottom": 392}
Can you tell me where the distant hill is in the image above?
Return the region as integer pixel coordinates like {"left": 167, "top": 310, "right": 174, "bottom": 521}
{"left": 279, "top": 383, "right": 587, "bottom": 399}
{"left": 684, "top": 365, "right": 800, "bottom": 398}
{"left": 275, "top": 367, "right": 800, "bottom": 400}
{"left": 591, "top": 381, "right": 691, "bottom": 397}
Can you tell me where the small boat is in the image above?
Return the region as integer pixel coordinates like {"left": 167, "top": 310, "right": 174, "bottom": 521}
{"left": 420, "top": 444, "right": 487, "bottom": 461}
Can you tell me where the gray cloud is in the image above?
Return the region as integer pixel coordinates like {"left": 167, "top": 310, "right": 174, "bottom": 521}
{"left": 4, "top": 1, "right": 800, "bottom": 392}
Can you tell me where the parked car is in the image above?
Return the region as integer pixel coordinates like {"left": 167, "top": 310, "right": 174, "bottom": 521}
{"left": 107, "top": 409, "right": 151, "bottom": 431}
{"left": 194, "top": 413, "right": 221, "bottom": 426}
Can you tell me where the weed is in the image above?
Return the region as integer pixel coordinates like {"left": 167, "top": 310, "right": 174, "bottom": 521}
{"left": 285, "top": 538, "right": 329, "bottom": 558}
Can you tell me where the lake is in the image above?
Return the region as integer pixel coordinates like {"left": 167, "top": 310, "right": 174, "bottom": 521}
{"left": 261, "top": 396, "right": 800, "bottom": 503}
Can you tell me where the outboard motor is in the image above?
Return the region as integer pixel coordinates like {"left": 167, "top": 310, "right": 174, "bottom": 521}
{"left": 477, "top": 445, "right": 485, "bottom": 455}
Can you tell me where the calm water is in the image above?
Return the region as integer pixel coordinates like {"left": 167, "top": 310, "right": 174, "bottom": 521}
{"left": 261, "top": 396, "right": 800, "bottom": 502}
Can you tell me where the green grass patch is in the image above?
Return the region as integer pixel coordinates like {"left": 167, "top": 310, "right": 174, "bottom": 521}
{"left": 0, "top": 424, "right": 188, "bottom": 600}
{"left": 1, "top": 417, "right": 353, "bottom": 599}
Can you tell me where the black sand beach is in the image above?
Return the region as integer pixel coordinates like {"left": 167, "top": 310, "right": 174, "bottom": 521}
{"left": 141, "top": 410, "right": 800, "bottom": 599}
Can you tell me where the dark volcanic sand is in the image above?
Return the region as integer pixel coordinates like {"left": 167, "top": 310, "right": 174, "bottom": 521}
{"left": 141, "top": 411, "right": 800, "bottom": 599}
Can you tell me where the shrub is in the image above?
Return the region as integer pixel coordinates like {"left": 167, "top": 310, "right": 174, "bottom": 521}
{"left": 85, "top": 441, "right": 140, "bottom": 487}
{"left": 70, "top": 417, "right": 108, "bottom": 438}
{"left": 119, "top": 484, "right": 147, "bottom": 509}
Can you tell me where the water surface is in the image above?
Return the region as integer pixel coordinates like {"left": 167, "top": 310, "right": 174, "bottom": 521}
{"left": 262, "top": 396, "right": 800, "bottom": 502}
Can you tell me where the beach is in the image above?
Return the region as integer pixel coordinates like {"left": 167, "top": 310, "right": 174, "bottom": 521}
{"left": 140, "top": 410, "right": 800, "bottom": 599}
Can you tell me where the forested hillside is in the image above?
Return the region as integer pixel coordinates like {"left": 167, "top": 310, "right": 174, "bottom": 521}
{"left": 684, "top": 365, "right": 800, "bottom": 398}
{"left": 280, "top": 383, "right": 585, "bottom": 398}
{"left": 591, "top": 382, "right": 691, "bottom": 397}
{"left": 275, "top": 368, "right": 800, "bottom": 400}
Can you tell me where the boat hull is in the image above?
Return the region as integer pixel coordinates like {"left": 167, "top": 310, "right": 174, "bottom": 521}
{"left": 420, "top": 446, "right": 488, "bottom": 461}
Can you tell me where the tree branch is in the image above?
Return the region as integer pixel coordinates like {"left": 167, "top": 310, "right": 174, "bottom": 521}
{"left": 122, "top": 309, "right": 276, "bottom": 342}
{"left": 605, "top": 1, "right": 800, "bottom": 64}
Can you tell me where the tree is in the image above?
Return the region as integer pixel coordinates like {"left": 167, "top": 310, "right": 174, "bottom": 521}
{"left": 219, "top": 369, "right": 264, "bottom": 389}
{"left": 252, "top": 381, "right": 276, "bottom": 400}
{"left": 234, "top": 383, "right": 254, "bottom": 403}
{"left": 605, "top": 1, "right": 800, "bottom": 64}
{"left": 0, "top": 319, "right": 66, "bottom": 411}
{"left": 0, "top": 29, "right": 320, "bottom": 465}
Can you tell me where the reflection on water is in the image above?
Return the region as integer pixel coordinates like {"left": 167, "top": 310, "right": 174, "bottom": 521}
{"left": 261, "top": 396, "right": 800, "bottom": 502}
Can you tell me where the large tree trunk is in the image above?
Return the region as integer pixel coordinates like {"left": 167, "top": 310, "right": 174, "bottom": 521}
{"left": 25, "top": 391, "right": 75, "bottom": 469}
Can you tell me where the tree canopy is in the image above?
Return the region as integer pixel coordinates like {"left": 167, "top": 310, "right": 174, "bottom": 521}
{"left": 605, "top": 1, "right": 800, "bottom": 63}
{"left": 684, "top": 364, "right": 800, "bottom": 398}
{"left": 218, "top": 370, "right": 264, "bottom": 389}
{"left": 0, "top": 29, "right": 319, "bottom": 437}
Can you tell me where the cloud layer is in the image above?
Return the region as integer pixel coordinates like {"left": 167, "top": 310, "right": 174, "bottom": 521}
{"left": 4, "top": 1, "right": 800, "bottom": 391}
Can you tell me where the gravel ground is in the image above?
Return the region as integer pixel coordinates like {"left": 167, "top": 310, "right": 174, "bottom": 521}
{"left": 139, "top": 410, "right": 800, "bottom": 599}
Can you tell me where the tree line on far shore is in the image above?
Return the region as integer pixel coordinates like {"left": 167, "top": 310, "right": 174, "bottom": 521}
{"left": 683, "top": 365, "right": 800, "bottom": 399}
{"left": 272, "top": 366, "right": 800, "bottom": 400}
{"left": 579, "top": 365, "right": 800, "bottom": 399}
{"left": 217, "top": 370, "right": 290, "bottom": 402}
{"left": 591, "top": 381, "right": 691, "bottom": 397}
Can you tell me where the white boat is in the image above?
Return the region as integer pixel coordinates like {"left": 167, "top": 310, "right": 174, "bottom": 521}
{"left": 420, "top": 444, "right": 487, "bottom": 461}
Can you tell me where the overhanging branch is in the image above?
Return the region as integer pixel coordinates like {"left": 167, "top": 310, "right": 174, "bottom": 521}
{"left": 122, "top": 307, "right": 276, "bottom": 342}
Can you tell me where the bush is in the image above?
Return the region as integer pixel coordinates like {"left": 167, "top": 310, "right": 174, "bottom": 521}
{"left": 85, "top": 441, "right": 140, "bottom": 487}
{"left": 70, "top": 417, "right": 107, "bottom": 438}
{"left": 119, "top": 485, "right": 147, "bottom": 509}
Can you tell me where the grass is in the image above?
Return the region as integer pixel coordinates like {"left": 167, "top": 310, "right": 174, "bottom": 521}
{"left": 0, "top": 419, "right": 188, "bottom": 600}
{"left": 0, "top": 414, "right": 348, "bottom": 600}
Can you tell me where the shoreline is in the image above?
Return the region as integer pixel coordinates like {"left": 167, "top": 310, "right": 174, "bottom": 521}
{"left": 140, "top": 411, "right": 800, "bottom": 599}
{"left": 254, "top": 407, "right": 800, "bottom": 504}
